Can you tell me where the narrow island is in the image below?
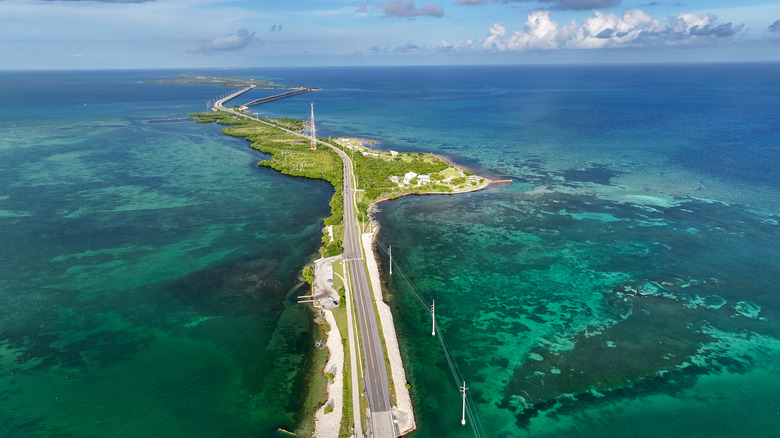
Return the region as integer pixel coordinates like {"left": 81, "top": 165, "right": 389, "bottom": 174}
{"left": 189, "top": 95, "right": 497, "bottom": 437}
{"left": 148, "top": 74, "right": 291, "bottom": 89}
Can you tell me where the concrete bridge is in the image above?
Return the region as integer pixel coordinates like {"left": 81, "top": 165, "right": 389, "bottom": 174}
{"left": 213, "top": 86, "right": 314, "bottom": 110}
{"left": 243, "top": 88, "right": 314, "bottom": 107}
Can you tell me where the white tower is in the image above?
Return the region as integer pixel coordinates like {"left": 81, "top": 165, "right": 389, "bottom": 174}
{"left": 310, "top": 102, "right": 317, "bottom": 150}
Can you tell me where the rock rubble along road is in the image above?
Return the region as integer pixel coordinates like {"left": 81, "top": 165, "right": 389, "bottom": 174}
{"left": 213, "top": 95, "right": 396, "bottom": 437}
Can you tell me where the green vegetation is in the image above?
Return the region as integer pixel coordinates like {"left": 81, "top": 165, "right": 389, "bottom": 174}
{"left": 321, "top": 225, "right": 345, "bottom": 258}
{"left": 352, "top": 149, "right": 447, "bottom": 198}
{"left": 302, "top": 266, "right": 315, "bottom": 284}
{"left": 189, "top": 104, "right": 491, "bottom": 437}
{"left": 332, "top": 140, "right": 484, "bottom": 213}
{"left": 329, "top": 266, "right": 353, "bottom": 438}
{"left": 330, "top": 305, "right": 353, "bottom": 436}
{"left": 189, "top": 111, "right": 344, "bottom": 256}
{"left": 296, "top": 307, "right": 331, "bottom": 437}
{"left": 337, "top": 286, "right": 346, "bottom": 308}
{"left": 191, "top": 112, "right": 488, "bottom": 244}
{"left": 322, "top": 240, "right": 343, "bottom": 257}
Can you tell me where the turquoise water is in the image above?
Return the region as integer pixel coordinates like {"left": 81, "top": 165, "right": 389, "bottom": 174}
{"left": 0, "top": 72, "right": 332, "bottom": 436}
{"left": 359, "top": 65, "right": 780, "bottom": 437}
{"left": 1, "top": 65, "right": 779, "bottom": 437}
{"left": 378, "top": 190, "right": 780, "bottom": 437}
{"left": 249, "top": 64, "right": 780, "bottom": 437}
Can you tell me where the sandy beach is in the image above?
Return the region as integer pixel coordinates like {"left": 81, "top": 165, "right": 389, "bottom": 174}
{"left": 309, "top": 228, "right": 417, "bottom": 438}
{"left": 312, "top": 308, "right": 344, "bottom": 438}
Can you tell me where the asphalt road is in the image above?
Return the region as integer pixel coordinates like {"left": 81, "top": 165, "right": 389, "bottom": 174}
{"left": 213, "top": 93, "right": 396, "bottom": 436}
{"left": 334, "top": 134, "right": 396, "bottom": 438}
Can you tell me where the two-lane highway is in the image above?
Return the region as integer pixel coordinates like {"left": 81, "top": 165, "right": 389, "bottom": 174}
{"left": 340, "top": 148, "right": 396, "bottom": 438}
{"left": 212, "top": 97, "right": 396, "bottom": 437}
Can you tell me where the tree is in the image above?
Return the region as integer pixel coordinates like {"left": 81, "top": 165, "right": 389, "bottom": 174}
{"left": 302, "top": 266, "right": 314, "bottom": 284}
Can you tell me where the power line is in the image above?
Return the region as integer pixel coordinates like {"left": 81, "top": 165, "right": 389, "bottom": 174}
{"left": 375, "top": 237, "right": 485, "bottom": 437}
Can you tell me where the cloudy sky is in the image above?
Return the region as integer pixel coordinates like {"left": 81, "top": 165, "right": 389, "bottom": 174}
{"left": 2, "top": 0, "right": 779, "bottom": 69}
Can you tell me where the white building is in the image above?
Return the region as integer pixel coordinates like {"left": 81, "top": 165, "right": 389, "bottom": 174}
{"left": 403, "top": 171, "right": 418, "bottom": 185}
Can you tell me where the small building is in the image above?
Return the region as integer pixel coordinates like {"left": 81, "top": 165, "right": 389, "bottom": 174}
{"left": 390, "top": 150, "right": 399, "bottom": 157}
{"left": 418, "top": 174, "right": 431, "bottom": 184}
{"left": 403, "top": 171, "right": 418, "bottom": 185}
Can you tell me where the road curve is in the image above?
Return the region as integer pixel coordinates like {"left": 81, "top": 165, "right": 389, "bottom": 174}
{"left": 213, "top": 94, "right": 397, "bottom": 437}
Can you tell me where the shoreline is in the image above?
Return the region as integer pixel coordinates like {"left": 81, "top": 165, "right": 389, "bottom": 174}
{"left": 364, "top": 167, "right": 510, "bottom": 219}
{"left": 312, "top": 140, "right": 501, "bottom": 437}
{"left": 312, "top": 308, "right": 344, "bottom": 438}
{"left": 361, "top": 229, "right": 416, "bottom": 434}
{"left": 189, "top": 106, "right": 498, "bottom": 436}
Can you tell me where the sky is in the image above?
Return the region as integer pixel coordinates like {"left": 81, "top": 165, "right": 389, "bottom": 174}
{"left": 1, "top": 0, "right": 780, "bottom": 69}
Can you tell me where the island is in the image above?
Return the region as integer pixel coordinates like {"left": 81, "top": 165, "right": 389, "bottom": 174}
{"left": 148, "top": 73, "right": 291, "bottom": 89}
{"left": 189, "top": 94, "right": 499, "bottom": 437}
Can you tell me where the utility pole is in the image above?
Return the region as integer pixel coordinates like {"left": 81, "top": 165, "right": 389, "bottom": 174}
{"left": 460, "top": 381, "right": 468, "bottom": 426}
{"left": 388, "top": 246, "right": 392, "bottom": 275}
{"left": 431, "top": 299, "right": 436, "bottom": 336}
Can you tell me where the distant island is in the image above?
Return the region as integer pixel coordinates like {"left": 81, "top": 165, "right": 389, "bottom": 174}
{"left": 149, "top": 74, "right": 292, "bottom": 89}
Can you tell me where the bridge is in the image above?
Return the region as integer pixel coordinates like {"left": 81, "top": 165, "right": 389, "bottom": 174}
{"left": 211, "top": 86, "right": 314, "bottom": 110}
{"left": 243, "top": 88, "right": 314, "bottom": 107}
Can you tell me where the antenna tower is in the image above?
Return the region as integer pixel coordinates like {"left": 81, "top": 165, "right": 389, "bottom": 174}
{"left": 310, "top": 102, "right": 317, "bottom": 150}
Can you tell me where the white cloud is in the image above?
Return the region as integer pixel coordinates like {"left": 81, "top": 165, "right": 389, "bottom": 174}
{"left": 483, "top": 9, "right": 744, "bottom": 51}
{"left": 570, "top": 8, "right": 659, "bottom": 49}
{"left": 439, "top": 38, "right": 474, "bottom": 51}
{"left": 39, "top": 0, "right": 156, "bottom": 3}
{"left": 483, "top": 12, "right": 575, "bottom": 50}
{"left": 456, "top": 0, "right": 621, "bottom": 10}
{"left": 394, "top": 42, "right": 421, "bottom": 52}
{"left": 192, "top": 29, "right": 261, "bottom": 53}
{"left": 372, "top": 0, "right": 445, "bottom": 18}
{"left": 483, "top": 23, "right": 507, "bottom": 49}
{"left": 668, "top": 13, "right": 740, "bottom": 40}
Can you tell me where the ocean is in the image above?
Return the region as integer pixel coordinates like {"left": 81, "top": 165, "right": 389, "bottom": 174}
{"left": 1, "top": 64, "right": 778, "bottom": 437}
